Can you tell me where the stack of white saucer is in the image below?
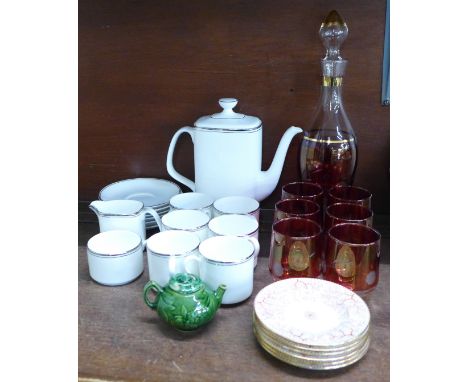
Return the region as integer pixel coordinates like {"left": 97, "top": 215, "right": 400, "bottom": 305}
{"left": 99, "top": 178, "right": 181, "bottom": 229}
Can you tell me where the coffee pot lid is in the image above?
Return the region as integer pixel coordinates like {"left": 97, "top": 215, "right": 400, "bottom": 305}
{"left": 194, "top": 98, "right": 261, "bottom": 131}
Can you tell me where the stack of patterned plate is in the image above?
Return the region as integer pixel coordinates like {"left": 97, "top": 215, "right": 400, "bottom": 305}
{"left": 99, "top": 178, "right": 181, "bottom": 229}
{"left": 253, "top": 278, "right": 370, "bottom": 370}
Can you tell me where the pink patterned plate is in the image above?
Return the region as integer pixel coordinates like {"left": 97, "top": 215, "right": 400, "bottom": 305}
{"left": 254, "top": 278, "right": 370, "bottom": 348}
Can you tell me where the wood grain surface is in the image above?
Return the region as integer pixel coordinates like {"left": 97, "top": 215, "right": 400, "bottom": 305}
{"left": 78, "top": 249, "right": 389, "bottom": 381}
{"left": 79, "top": 0, "right": 389, "bottom": 213}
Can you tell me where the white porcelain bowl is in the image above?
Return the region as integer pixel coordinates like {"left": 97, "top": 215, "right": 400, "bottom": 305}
{"left": 161, "top": 209, "right": 210, "bottom": 242}
{"left": 169, "top": 192, "right": 214, "bottom": 218}
{"left": 213, "top": 196, "right": 260, "bottom": 222}
{"left": 87, "top": 230, "right": 144, "bottom": 286}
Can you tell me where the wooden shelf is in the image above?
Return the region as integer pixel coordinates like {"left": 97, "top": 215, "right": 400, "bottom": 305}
{"left": 78, "top": 249, "right": 389, "bottom": 381}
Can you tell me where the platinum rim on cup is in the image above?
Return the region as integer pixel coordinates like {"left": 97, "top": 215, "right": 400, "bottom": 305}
{"left": 146, "top": 230, "right": 200, "bottom": 286}
{"left": 169, "top": 192, "right": 214, "bottom": 218}
{"left": 209, "top": 214, "right": 259, "bottom": 237}
{"left": 86, "top": 230, "right": 144, "bottom": 286}
{"left": 213, "top": 196, "right": 260, "bottom": 221}
{"left": 161, "top": 209, "right": 211, "bottom": 242}
{"left": 194, "top": 235, "right": 259, "bottom": 304}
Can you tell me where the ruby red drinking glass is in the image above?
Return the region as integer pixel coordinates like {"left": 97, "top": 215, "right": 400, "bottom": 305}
{"left": 324, "top": 223, "right": 381, "bottom": 296}
{"left": 274, "top": 198, "right": 322, "bottom": 226}
{"left": 269, "top": 217, "right": 322, "bottom": 280}
{"left": 327, "top": 185, "right": 372, "bottom": 209}
{"left": 281, "top": 182, "right": 324, "bottom": 207}
{"left": 324, "top": 202, "right": 373, "bottom": 232}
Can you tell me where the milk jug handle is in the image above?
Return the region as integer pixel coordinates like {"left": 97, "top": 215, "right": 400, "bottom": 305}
{"left": 166, "top": 127, "right": 196, "bottom": 191}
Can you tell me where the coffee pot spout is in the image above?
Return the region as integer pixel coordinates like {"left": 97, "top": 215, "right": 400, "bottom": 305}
{"left": 255, "top": 126, "right": 303, "bottom": 201}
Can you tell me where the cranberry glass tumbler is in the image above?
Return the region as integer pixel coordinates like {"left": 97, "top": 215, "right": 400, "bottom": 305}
{"left": 324, "top": 202, "right": 373, "bottom": 232}
{"left": 274, "top": 199, "right": 322, "bottom": 226}
{"left": 269, "top": 217, "right": 322, "bottom": 280}
{"left": 324, "top": 223, "right": 380, "bottom": 296}
{"left": 327, "top": 185, "right": 372, "bottom": 209}
{"left": 281, "top": 182, "right": 324, "bottom": 207}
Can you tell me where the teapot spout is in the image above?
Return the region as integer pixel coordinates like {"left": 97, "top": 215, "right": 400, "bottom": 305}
{"left": 214, "top": 284, "right": 227, "bottom": 307}
{"left": 255, "top": 126, "right": 303, "bottom": 201}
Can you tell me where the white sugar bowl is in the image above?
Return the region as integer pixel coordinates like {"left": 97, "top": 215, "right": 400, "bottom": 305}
{"left": 87, "top": 230, "right": 144, "bottom": 286}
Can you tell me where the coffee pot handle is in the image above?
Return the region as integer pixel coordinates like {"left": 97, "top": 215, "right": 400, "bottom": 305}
{"left": 166, "top": 127, "right": 196, "bottom": 191}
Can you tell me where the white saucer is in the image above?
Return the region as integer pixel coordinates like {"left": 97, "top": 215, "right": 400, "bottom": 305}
{"left": 99, "top": 178, "right": 181, "bottom": 208}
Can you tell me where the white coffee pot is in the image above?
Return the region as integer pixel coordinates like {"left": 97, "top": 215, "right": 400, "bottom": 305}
{"left": 89, "top": 200, "right": 162, "bottom": 244}
{"left": 166, "top": 98, "right": 303, "bottom": 202}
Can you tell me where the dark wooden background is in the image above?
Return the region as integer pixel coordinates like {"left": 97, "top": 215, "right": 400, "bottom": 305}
{"left": 79, "top": 0, "right": 389, "bottom": 214}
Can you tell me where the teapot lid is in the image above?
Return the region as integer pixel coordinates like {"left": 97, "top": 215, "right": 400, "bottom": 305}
{"left": 168, "top": 273, "right": 203, "bottom": 294}
{"left": 194, "top": 98, "right": 261, "bottom": 131}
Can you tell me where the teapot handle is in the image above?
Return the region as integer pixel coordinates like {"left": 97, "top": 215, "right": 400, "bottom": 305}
{"left": 166, "top": 127, "right": 196, "bottom": 191}
{"left": 143, "top": 281, "right": 163, "bottom": 310}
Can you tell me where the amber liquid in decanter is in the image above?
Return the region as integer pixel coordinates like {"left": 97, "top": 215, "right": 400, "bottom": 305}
{"left": 300, "top": 129, "right": 357, "bottom": 190}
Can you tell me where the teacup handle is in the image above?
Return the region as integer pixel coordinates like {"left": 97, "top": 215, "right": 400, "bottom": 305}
{"left": 143, "top": 281, "right": 163, "bottom": 310}
{"left": 184, "top": 253, "right": 201, "bottom": 276}
{"left": 143, "top": 207, "right": 163, "bottom": 232}
{"left": 247, "top": 237, "right": 260, "bottom": 267}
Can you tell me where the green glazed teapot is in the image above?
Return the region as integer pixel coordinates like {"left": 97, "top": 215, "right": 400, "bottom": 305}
{"left": 143, "top": 273, "right": 227, "bottom": 331}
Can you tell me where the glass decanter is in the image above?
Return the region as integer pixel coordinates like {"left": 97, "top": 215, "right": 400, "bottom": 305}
{"left": 299, "top": 10, "right": 357, "bottom": 191}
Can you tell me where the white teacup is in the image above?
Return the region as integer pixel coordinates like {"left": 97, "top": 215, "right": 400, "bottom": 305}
{"left": 87, "top": 230, "right": 144, "bottom": 286}
{"left": 146, "top": 230, "right": 200, "bottom": 286}
{"left": 213, "top": 196, "right": 260, "bottom": 222}
{"left": 169, "top": 192, "right": 214, "bottom": 218}
{"left": 208, "top": 214, "right": 259, "bottom": 266}
{"left": 186, "top": 235, "right": 260, "bottom": 304}
{"left": 161, "top": 209, "right": 210, "bottom": 242}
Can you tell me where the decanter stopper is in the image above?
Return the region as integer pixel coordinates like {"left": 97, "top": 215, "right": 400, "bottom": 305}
{"left": 320, "top": 10, "right": 348, "bottom": 77}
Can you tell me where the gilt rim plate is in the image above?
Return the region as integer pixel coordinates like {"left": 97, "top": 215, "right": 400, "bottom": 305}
{"left": 254, "top": 278, "right": 370, "bottom": 347}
